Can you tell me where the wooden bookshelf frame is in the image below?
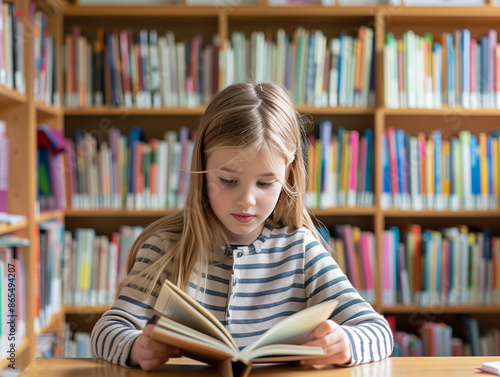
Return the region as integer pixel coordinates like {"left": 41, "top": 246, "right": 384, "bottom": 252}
{"left": 3, "top": 0, "right": 500, "bottom": 369}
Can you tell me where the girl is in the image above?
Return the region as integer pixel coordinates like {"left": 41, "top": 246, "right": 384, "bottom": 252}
{"left": 91, "top": 82, "right": 393, "bottom": 371}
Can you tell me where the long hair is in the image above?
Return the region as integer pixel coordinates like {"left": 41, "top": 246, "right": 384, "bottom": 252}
{"left": 117, "top": 82, "right": 321, "bottom": 297}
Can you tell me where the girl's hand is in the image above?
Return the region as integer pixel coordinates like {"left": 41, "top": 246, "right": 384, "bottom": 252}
{"left": 128, "top": 324, "right": 182, "bottom": 370}
{"left": 300, "top": 320, "right": 352, "bottom": 366}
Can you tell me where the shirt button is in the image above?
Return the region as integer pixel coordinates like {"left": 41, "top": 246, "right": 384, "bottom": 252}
{"left": 237, "top": 251, "right": 243, "bottom": 258}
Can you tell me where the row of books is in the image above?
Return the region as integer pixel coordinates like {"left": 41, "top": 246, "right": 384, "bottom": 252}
{"left": 33, "top": 10, "right": 60, "bottom": 107}
{"left": 0, "top": 239, "right": 26, "bottom": 358}
{"left": 381, "top": 225, "right": 500, "bottom": 307}
{"left": 384, "top": 29, "right": 500, "bottom": 109}
{"left": 62, "top": 226, "right": 142, "bottom": 307}
{"left": 35, "top": 220, "right": 64, "bottom": 333}
{"left": 65, "top": 126, "right": 193, "bottom": 210}
{"left": 37, "top": 124, "right": 66, "bottom": 211}
{"left": 391, "top": 318, "right": 500, "bottom": 357}
{"left": 63, "top": 25, "right": 375, "bottom": 109}
{"left": 329, "top": 225, "right": 376, "bottom": 304}
{"left": 62, "top": 324, "right": 95, "bottom": 358}
{"left": 382, "top": 129, "right": 500, "bottom": 211}
{"left": 306, "top": 122, "right": 374, "bottom": 209}
{"left": 0, "top": 0, "right": 24, "bottom": 95}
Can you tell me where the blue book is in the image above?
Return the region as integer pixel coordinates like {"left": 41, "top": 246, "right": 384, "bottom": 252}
{"left": 127, "top": 127, "right": 144, "bottom": 204}
{"left": 462, "top": 30, "right": 471, "bottom": 108}
{"left": 381, "top": 133, "right": 391, "bottom": 208}
{"left": 396, "top": 129, "right": 406, "bottom": 207}
{"left": 446, "top": 33, "right": 455, "bottom": 107}
{"left": 434, "top": 232, "right": 442, "bottom": 305}
{"left": 481, "top": 36, "right": 489, "bottom": 107}
{"left": 470, "top": 135, "right": 480, "bottom": 207}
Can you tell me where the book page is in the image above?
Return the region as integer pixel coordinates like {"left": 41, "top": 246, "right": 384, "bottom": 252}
{"left": 151, "top": 325, "right": 235, "bottom": 365}
{"left": 155, "top": 316, "right": 236, "bottom": 355}
{"left": 240, "top": 299, "right": 338, "bottom": 361}
{"left": 154, "top": 279, "right": 236, "bottom": 348}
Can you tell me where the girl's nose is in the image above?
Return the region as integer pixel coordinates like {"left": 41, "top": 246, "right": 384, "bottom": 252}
{"left": 236, "top": 186, "right": 256, "bottom": 208}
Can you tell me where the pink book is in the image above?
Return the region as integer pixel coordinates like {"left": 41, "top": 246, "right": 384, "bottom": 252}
{"left": 0, "top": 0, "right": 5, "bottom": 86}
{"left": 119, "top": 30, "right": 131, "bottom": 102}
{"left": 382, "top": 230, "right": 395, "bottom": 306}
{"left": 470, "top": 39, "right": 476, "bottom": 106}
{"left": 348, "top": 131, "right": 359, "bottom": 207}
{"left": 342, "top": 225, "right": 360, "bottom": 290}
{"left": 360, "top": 232, "right": 374, "bottom": 303}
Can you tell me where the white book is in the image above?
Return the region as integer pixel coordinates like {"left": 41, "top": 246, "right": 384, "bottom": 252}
{"left": 149, "top": 30, "right": 161, "bottom": 108}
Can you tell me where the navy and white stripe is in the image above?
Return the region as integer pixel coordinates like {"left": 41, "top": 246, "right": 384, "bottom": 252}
{"left": 91, "top": 222, "right": 393, "bottom": 366}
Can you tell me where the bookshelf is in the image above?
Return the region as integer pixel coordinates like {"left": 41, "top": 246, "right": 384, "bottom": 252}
{"left": 61, "top": 0, "right": 500, "bottom": 358}
{"left": 2, "top": 0, "right": 500, "bottom": 369}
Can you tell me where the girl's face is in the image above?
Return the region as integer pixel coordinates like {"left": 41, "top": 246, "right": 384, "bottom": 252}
{"left": 205, "top": 148, "right": 286, "bottom": 245}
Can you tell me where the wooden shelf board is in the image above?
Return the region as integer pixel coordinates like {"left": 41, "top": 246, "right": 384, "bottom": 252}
{"left": 382, "top": 304, "right": 500, "bottom": 314}
{"left": 64, "top": 305, "right": 111, "bottom": 314}
{"left": 384, "top": 6, "right": 500, "bottom": 18}
{"left": 63, "top": 105, "right": 376, "bottom": 116}
{"left": 63, "top": 5, "right": 383, "bottom": 17}
{"left": 0, "top": 85, "right": 27, "bottom": 104}
{"left": 35, "top": 101, "right": 63, "bottom": 117}
{"left": 313, "top": 207, "right": 376, "bottom": 216}
{"left": 37, "top": 210, "right": 65, "bottom": 223}
{"left": 63, "top": 5, "right": 218, "bottom": 17}
{"left": 383, "top": 209, "right": 500, "bottom": 218}
{"left": 298, "top": 106, "right": 376, "bottom": 115}
{"left": 64, "top": 106, "right": 206, "bottom": 116}
{"left": 64, "top": 208, "right": 377, "bottom": 217}
{"left": 382, "top": 106, "right": 500, "bottom": 116}
{"left": 0, "top": 220, "right": 28, "bottom": 235}
{"left": 65, "top": 209, "right": 175, "bottom": 217}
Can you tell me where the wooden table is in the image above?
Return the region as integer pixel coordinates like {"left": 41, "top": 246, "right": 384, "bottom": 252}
{"left": 19, "top": 356, "right": 500, "bottom": 377}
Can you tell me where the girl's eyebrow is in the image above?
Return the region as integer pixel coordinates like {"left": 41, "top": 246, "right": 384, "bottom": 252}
{"left": 220, "top": 166, "right": 276, "bottom": 177}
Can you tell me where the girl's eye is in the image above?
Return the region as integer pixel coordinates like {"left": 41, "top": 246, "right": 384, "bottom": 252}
{"left": 220, "top": 178, "right": 236, "bottom": 185}
{"left": 257, "top": 181, "right": 275, "bottom": 187}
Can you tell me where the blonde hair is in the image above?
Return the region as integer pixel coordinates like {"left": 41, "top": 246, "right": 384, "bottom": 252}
{"left": 118, "top": 82, "right": 322, "bottom": 298}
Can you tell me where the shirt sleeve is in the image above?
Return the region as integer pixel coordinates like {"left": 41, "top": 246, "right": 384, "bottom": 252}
{"left": 90, "top": 233, "right": 171, "bottom": 367}
{"left": 302, "top": 230, "right": 394, "bottom": 366}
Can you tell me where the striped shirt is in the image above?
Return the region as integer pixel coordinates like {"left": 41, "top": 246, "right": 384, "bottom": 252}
{"left": 91, "top": 222, "right": 393, "bottom": 367}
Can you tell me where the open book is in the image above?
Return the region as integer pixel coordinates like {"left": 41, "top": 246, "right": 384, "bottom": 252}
{"left": 151, "top": 279, "right": 339, "bottom": 377}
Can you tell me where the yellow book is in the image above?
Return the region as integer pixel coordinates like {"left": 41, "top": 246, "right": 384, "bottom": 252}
{"left": 333, "top": 238, "right": 347, "bottom": 274}
{"left": 352, "top": 226, "right": 364, "bottom": 293}
{"left": 479, "top": 132, "right": 488, "bottom": 208}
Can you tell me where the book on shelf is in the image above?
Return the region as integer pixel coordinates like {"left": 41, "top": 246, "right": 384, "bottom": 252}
{"left": 151, "top": 279, "right": 338, "bottom": 377}
{"left": 0, "top": 120, "right": 8, "bottom": 214}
